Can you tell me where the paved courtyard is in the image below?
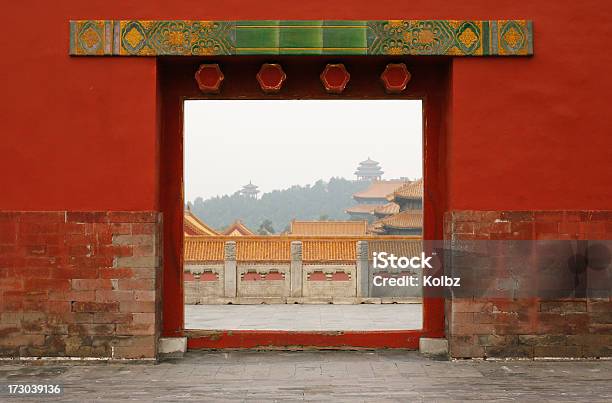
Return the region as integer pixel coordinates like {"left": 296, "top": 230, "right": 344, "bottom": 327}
{"left": 185, "top": 304, "right": 423, "bottom": 330}
{"left": 0, "top": 351, "right": 610, "bottom": 401}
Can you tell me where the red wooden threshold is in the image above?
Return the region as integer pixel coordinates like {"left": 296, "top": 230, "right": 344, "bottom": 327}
{"left": 186, "top": 329, "right": 443, "bottom": 349}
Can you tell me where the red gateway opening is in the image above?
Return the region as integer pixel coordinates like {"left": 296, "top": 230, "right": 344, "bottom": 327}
{"left": 159, "top": 56, "right": 449, "bottom": 348}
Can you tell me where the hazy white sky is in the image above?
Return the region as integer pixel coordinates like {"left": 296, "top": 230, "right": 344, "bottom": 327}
{"left": 184, "top": 100, "right": 423, "bottom": 201}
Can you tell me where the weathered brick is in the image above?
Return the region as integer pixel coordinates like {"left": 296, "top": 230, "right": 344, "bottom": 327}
{"left": 134, "top": 290, "right": 156, "bottom": 302}
{"left": 518, "top": 334, "right": 567, "bottom": 346}
{"left": 477, "top": 334, "right": 518, "bottom": 347}
{"left": 48, "top": 312, "right": 93, "bottom": 324}
{"left": 72, "top": 301, "right": 119, "bottom": 313}
{"left": 20, "top": 222, "right": 61, "bottom": 235}
{"left": 0, "top": 325, "right": 21, "bottom": 337}
{"left": 133, "top": 244, "right": 155, "bottom": 257}
{"left": 118, "top": 278, "right": 155, "bottom": 290}
{"left": 116, "top": 323, "right": 155, "bottom": 336}
{"left": 485, "top": 344, "right": 533, "bottom": 358}
{"left": 112, "top": 234, "right": 154, "bottom": 246}
{"left": 112, "top": 344, "right": 155, "bottom": 359}
{"left": 97, "top": 245, "right": 133, "bottom": 258}
{"left": 540, "top": 300, "right": 587, "bottom": 313}
{"left": 66, "top": 212, "right": 109, "bottom": 223}
{"left": 95, "top": 290, "right": 134, "bottom": 302}
{"left": 0, "top": 333, "right": 45, "bottom": 348}
{"left": 99, "top": 267, "right": 133, "bottom": 279}
{"left": 538, "top": 313, "right": 589, "bottom": 334}
{"left": 583, "top": 344, "right": 612, "bottom": 357}
{"left": 93, "top": 312, "right": 133, "bottom": 324}
{"left": 68, "top": 324, "right": 116, "bottom": 336}
{"left": 119, "top": 301, "right": 155, "bottom": 313}
{"left": 108, "top": 212, "right": 157, "bottom": 223}
{"left": 449, "top": 335, "right": 485, "bottom": 358}
{"left": 20, "top": 212, "right": 65, "bottom": 223}
{"left": 533, "top": 345, "right": 583, "bottom": 358}
{"left": 132, "top": 313, "right": 155, "bottom": 325}
{"left": 115, "top": 256, "right": 159, "bottom": 268}
{"left": 0, "top": 222, "right": 18, "bottom": 244}
{"left": 51, "top": 268, "right": 99, "bottom": 279}
{"left": 0, "top": 278, "right": 23, "bottom": 290}
{"left": 0, "top": 211, "right": 160, "bottom": 359}
{"left": 128, "top": 268, "right": 157, "bottom": 279}
{"left": 131, "top": 223, "right": 155, "bottom": 235}
{"left": 565, "top": 334, "right": 612, "bottom": 346}
{"left": 24, "top": 278, "right": 70, "bottom": 291}
{"left": 71, "top": 279, "right": 113, "bottom": 291}
{"left": 46, "top": 301, "right": 72, "bottom": 313}
{"left": 590, "top": 312, "right": 612, "bottom": 324}
{"left": 579, "top": 221, "right": 606, "bottom": 235}
{"left": 588, "top": 300, "right": 612, "bottom": 312}
{"left": 452, "top": 299, "right": 493, "bottom": 313}
{"left": 49, "top": 291, "right": 96, "bottom": 302}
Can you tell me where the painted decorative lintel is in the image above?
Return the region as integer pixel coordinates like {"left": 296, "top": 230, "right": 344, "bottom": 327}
{"left": 70, "top": 20, "right": 533, "bottom": 57}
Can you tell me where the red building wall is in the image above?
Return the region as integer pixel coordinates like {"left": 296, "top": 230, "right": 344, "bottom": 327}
{"left": 1, "top": 1, "right": 611, "bottom": 358}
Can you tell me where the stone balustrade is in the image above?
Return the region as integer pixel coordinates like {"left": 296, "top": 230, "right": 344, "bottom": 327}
{"left": 184, "top": 238, "right": 422, "bottom": 304}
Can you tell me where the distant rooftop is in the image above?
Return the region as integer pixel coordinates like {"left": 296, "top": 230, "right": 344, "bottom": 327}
{"left": 290, "top": 220, "right": 368, "bottom": 236}
{"left": 353, "top": 180, "right": 409, "bottom": 200}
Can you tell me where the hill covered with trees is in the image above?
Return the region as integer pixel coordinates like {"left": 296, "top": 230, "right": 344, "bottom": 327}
{"left": 189, "top": 177, "right": 369, "bottom": 234}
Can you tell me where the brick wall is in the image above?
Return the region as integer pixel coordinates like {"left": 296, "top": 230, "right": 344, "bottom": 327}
{"left": 0, "top": 211, "right": 161, "bottom": 359}
{"left": 446, "top": 211, "right": 612, "bottom": 358}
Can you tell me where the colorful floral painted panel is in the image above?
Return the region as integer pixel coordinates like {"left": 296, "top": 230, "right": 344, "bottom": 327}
{"left": 70, "top": 20, "right": 533, "bottom": 56}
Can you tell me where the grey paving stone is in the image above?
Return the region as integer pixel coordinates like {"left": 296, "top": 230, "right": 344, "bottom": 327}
{"left": 0, "top": 351, "right": 610, "bottom": 401}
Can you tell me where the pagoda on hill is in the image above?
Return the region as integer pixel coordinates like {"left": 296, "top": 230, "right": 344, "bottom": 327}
{"left": 240, "top": 181, "right": 260, "bottom": 199}
{"left": 354, "top": 158, "right": 384, "bottom": 181}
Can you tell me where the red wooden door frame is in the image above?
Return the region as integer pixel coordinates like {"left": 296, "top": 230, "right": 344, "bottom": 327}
{"left": 159, "top": 56, "right": 449, "bottom": 348}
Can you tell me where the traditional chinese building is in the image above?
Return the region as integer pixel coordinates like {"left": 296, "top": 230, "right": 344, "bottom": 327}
{"left": 240, "top": 181, "right": 260, "bottom": 199}
{"left": 354, "top": 157, "right": 384, "bottom": 181}
{"left": 345, "top": 179, "right": 408, "bottom": 222}
{"left": 370, "top": 178, "right": 423, "bottom": 235}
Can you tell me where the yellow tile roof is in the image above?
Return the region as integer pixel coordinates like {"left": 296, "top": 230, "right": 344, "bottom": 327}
{"left": 236, "top": 239, "right": 291, "bottom": 261}
{"left": 302, "top": 239, "right": 356, "bottom": 262}
{"left": 369, "top": 239, "right": 423, "bottom": 259}
{"left": 184, "top": 238, "right": 225, "bottom": 261}
{"left": 377, "top": 210, "right": 423, "bottom": 229}
{"left": 345, "top": 204, "right": 381, "bottom": 214}
{"left": 184, "top": 211, "right": 219, "bottom": 236}
{"left": 290, "top": 220, "right": 368, "bottom": 236}
{"left": 184, "top": 235, "right": 422, "bottom": 262}
{"left": 222, "top": 220, "right": 254, "bottom": 236}
{"left": 373, "top": 202, "right": 400, "bottom": 216}
{"left": 389, "top": 178, "right": 423, "bottom": 201}
{"left": 353, "top": 180, "right": 409, "bottom": 200}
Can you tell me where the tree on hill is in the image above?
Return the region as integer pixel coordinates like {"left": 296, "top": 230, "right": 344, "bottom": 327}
{"left": 189, "top": 177, "right": 369, "bottom": 233}
{"left": 257, "top": 219, "right": 275, "bottom": 235}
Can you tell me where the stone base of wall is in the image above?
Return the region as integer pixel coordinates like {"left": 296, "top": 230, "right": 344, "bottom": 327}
{"left": 446, "top": 211, "right": 612, "bottom": 359}
{"left": 0, "top": 211, "right": 161, "bottom": 359}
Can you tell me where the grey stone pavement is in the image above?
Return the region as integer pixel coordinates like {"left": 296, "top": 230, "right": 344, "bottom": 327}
{"left": 1, "top": 351, "right": 611, "bottom": 401}
{"left": 185, "top": 304, "right": 423, "bottom": 330}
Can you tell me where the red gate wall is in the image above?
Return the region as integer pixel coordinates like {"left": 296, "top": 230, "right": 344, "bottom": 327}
{"left": 1, "top": 1, "right": 612, "bottom": 358}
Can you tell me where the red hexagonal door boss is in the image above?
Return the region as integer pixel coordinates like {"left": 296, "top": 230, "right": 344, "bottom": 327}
{"left": 380, "top": 63, "right": 411, "bottom": 94}
{"left": 256, "top": 63, "right": 287, "bottom": 93}
{"left": 320, "top": 64, "right": 350, "bottom": 94}
{"left": 195, "top": 64, "right": 224, "bottom": 94}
